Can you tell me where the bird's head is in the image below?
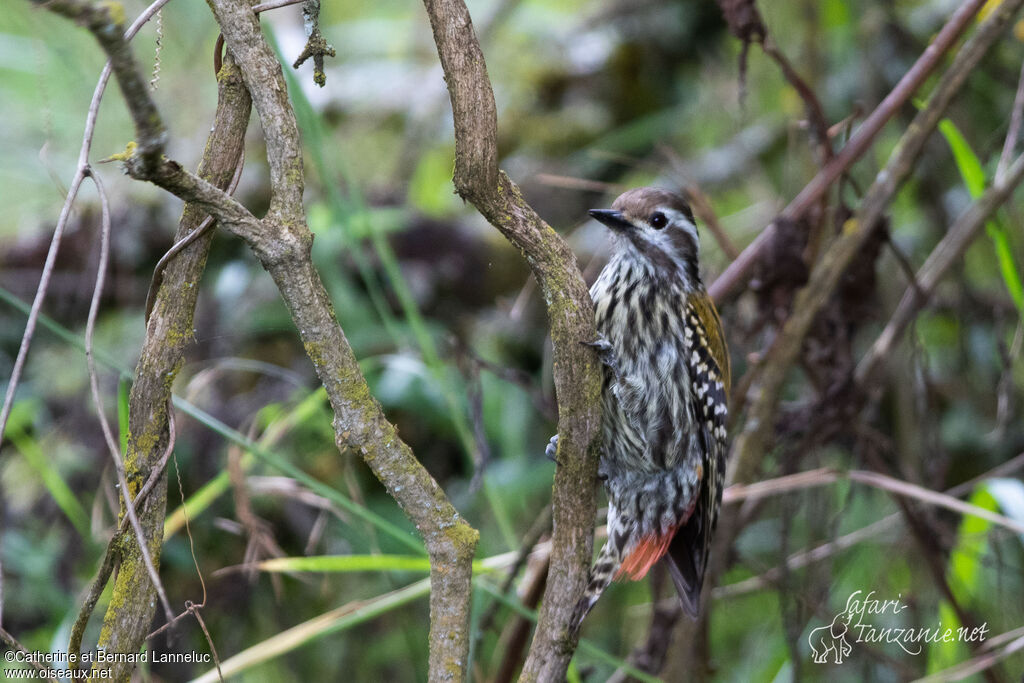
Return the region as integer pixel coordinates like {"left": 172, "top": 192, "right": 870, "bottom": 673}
{"left": 589, "top": 187, "right": 702, "bottom": 287}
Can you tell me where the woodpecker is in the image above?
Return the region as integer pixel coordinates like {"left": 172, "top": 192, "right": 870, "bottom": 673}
{"left": 570, "top": 187, "right": 731, "bottom": 630}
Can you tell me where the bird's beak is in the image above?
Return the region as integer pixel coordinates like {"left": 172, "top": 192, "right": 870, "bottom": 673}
{"left": 589, "top": 209, "right": 633, "bottom": 232}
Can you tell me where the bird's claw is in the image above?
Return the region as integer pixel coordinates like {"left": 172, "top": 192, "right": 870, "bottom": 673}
{"left": 582, "top": 336, "right": 619, "bottom": 375}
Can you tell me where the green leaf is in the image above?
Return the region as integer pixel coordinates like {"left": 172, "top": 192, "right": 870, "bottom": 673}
{"left": 117, "top": 377, "right": 130, "bottom": 455}
{"left": 4, "top": 401, "right": 91, "bottom": 539}
{"left": 255, "top": 554, "right": 504, "bottom": 575}
{"left": 937, "top": 119, "right": 985, "bottom": 197}
{"left": 936, "top": 117, "right": 1024, "bottom": 318}
{"left": 986, "top": 221, "right": 1024, "bottom": 314}
{"left": 929, "top": 484, "right": 999, "bottom": 674}
{"left": 190, "top": 578, "right": 432, "bottom": 683}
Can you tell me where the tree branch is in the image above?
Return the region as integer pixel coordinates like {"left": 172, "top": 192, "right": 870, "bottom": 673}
{"left": 855, "top": 151, "right": 1024, "bottom": 386}
{"left": 205, "top": 0, "right": 304, "bottom": 220}
{"left": 420, "top": 0, "right": 604, "bottom": 678}
{"left": 729, "top": 0, "right": 1024, "bottom": 487}
{"left": 36, "top": 0, "right": 167, "bottom": 172}
{"left": 708, "top": 0, "right": 987, "bottom": 304}
{"left": 42, "top": 0, "right": 483, "bottom": 676}
{"left": 91, "top": 53, "right": 251, "bottom": 681}
{"left": 201, "top": 2, "right": 480, "bottom": 679}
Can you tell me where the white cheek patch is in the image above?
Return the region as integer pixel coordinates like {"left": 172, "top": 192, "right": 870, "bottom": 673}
{"left": 662, "top": 209, "right": 699, "bottom": 248}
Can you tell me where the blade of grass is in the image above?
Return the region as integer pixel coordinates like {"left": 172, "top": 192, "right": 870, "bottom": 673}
{"left": 0, "top": 285, "right": 424, "bottom": 555}
{"left": 193, "top": 547, "right": 650, "bottom": 683}
{"left": 252, "top": 553, "right": 505, "bottom": 575}
{"left": 937, "top": 117, "right": 1024, "bottom": 317}
{"left": 474, "top": 580, "right": 663, "bottom": 683}
{"left": 190, "top": 577, "right": 432, "bottom": 683}
{"left": 164, "top": 387, "right": 330, "bottom": 538}
{"left": 173, "top": 398, "right": 424, "bottom": 554}
{"left": 4, "top": 410, "right": 91, "bottom": 539}
{"left": 928, "top": 484, "right": 998, "bottom": 674}
{"left": 0, "top": 286, "right": 125, "bottom": 376}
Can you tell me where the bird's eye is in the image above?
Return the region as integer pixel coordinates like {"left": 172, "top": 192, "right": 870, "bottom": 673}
{"left": 649, "top": 212, "right": 668, "bottom": 229}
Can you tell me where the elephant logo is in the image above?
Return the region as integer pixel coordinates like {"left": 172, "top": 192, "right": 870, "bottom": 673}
{"left": 808, "top": 611, "right": 853, "bottom": 664}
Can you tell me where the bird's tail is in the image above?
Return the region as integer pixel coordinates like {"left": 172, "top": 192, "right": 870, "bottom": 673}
{"left": 571, "top": 504, "right": 685, "bottom": 633}
{"left": 570, "top": 535, "right": 622, "bottom": 634}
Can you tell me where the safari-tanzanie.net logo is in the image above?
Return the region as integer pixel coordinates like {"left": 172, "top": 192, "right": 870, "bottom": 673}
{"left": 808, "top": 590, "right": 989, "bottom": 665}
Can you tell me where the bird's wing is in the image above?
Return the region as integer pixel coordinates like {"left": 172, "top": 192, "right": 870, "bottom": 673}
{"left": 664, "top": 292, "right": 730, "bottom": 616}
{"left": 688, "top": 291, "right": 731, "bottom": 396}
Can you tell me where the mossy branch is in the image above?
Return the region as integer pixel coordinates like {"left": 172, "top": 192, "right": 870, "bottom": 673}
{"left": 41, "top": 0, "right": 481, "bottom": 678}
{"left": 420, "top": 0, "right": 604, "bottom": 679}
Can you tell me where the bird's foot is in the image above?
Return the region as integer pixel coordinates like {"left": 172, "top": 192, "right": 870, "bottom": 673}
{"left": 545, "top": 434, "right": 559, "bottom": 463}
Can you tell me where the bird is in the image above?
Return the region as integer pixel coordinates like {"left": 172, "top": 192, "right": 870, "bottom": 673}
{"left": 568, "top": 186, "right": 731, "bottom": 631}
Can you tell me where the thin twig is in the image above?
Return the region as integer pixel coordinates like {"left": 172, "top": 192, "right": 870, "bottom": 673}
{"left": 723, "top": 467, "right": 1024, "bottom": 537}
{"left": 713, "top": 514, "right": 899, "bottom": 599}
{"left": 251, "top": 0, "right": 304, "bottom": 12}
{"left": 476, "top": 505, "right": 553, "bottom": 639}
{"left": 144, "top": 148, "right": 245, "bottom": 323}
{"left": 119, "top": 407, "right": 176, "bottom": 533}
{"left": 856, "top": 151, "right": 1024, "bottom": 386}
{"left": 685, "top": 182, "right": 741, "bottom": 261}
{"left": 759, "top": 37, "right": 833, "bottom": 164}
{"left": 914, "top": 627, "right": 1024, "bottom": 683}
{"left": 189, "top": 603, "right": 224, "bottom": 682}
{"left": 730, "top": 0, "right": 1024, "bottom": 487}
{"left": 68, "top": 543, "right": 117, "bottom": 668}
{"left": 716, "top": 450, "right": 1024, "bottom": 599}
{"left": 40, "top": 0, "right": 168, "bottom": 170}
{"left": 0, "top": 627, "right": 59, "bottom": 682}
{"left": 0, "top": 172, "right": 86, "bottom": 452}
{"left": 996, "top": 58, "right": 1024, "bottom": 184}
{"left": 0, "top": 0, "right": 175, "bottom": 452}
{"left": 83, "top": 168, "right": 176, "bottom": 626}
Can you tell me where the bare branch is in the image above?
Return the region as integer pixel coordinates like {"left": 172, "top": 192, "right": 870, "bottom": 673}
{"left": 83, "top": 168, "right": 176, "bottom": 628}
{"left": 729, "top": 0, "right": 1024, "bottom": 486}
{"left": 123, "top": 154, "right": 264, "bottom": 244}
{"left": 723, "top": 467, "right": 1024, "bottom": 537}
{"left": 84, "top": 49, "right": 250, "bottom": 679}
{"left": 35, "top": 0, "right": 166, "bottom": 171}
{"left": 420, "top": 0, "right": 604, "bottom": 677}
{"left": 996, "top": 58, "right": 1024, "bottom": 184}
{"left": 144, "top": 150, "right": 245, "bottom": 322}
{"left": 205, "top": 0, "right": 304, "bottom": 219}
{"left": 856, "top": 151, "right": 1024, "bottom": 386}
{"left": 916, "top": 626, "right": 1024, "bottom": 683}
{"left": 0, "top": 0, "right": 173, "bottom": 456}
{"left": 204, "top": 2, "right": 481, "bottom": 678}
{"left": 716, "top": 450, "right": 1024, "bottom": 600}
{"left": 0, "top": 627, "right": 59, "bottom": 682}
{"left": 709, "top": 0, "right": 987, "bottom": 304}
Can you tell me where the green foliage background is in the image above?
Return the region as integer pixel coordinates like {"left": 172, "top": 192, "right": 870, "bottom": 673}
{"left": 1, "top": 0, "right": 1023, "bottom": 680}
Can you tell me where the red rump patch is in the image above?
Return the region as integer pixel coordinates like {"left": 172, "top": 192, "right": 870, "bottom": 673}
{"left": 616, "top": 523, "right": 682, "bottom": 581}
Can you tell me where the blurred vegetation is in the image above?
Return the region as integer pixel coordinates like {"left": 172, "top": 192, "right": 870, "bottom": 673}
{"left": 1, "top": 0, "right": 1023, "bottom": 681}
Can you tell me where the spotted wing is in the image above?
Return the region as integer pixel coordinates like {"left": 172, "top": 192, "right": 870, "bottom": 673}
{"left": 665, "top": 292, "right": 730, "bottom": 616}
